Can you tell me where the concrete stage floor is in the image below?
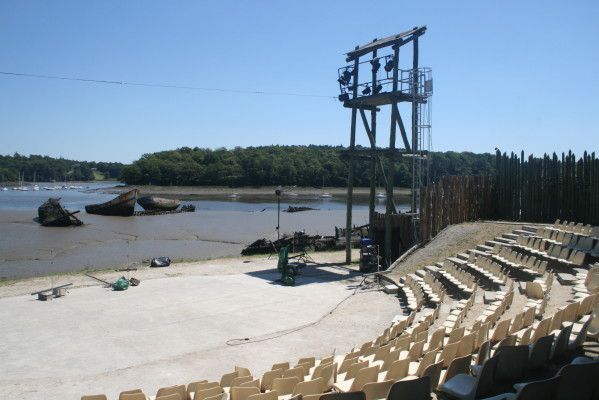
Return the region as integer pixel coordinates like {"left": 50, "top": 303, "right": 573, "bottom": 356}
{"left": 0, "top": 258, "right": 401, "bottom": 400}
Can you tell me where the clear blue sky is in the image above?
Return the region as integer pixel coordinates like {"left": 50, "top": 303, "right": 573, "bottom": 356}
{"left": 1, "top": 1, "right": 598, "bottom": 163}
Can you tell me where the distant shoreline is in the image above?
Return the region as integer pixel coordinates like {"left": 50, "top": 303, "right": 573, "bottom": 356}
{"left": 99, "top": 184, "right": 413, "bottom": 198}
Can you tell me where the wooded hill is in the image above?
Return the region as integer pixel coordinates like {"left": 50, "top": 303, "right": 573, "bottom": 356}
{"left": 120, "top": 146, "right": 496, "bottom": 187}
{"left": 0, "top": 154, "right": 123, "bottom": 182}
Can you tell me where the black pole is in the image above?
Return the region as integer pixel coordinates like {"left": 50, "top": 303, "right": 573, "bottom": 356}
{"left": 275, "top": 187, "right": 282, "bottom": 240}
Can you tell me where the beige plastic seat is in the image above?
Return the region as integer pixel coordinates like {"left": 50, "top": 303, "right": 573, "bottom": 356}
{"left": 517, "top": 326, "right": 533, "bottom": 346}
{"left": 81, "top": 396, "right": 108, "bottom": 400}
{"left": 362, "top": 380, "right": 393, "bottom": 400}
{"left": 156, "top": 385, "right": 186, "bottom": 400}
{"left": 195, "top": 386, "right": 224, "bottom": 400}
{"left": 120, "top": 393, "right": 147, "bottom": 400}
{"left": 489, "top": 319, "right": 511, "bottom": 344}
{"left": 262, "top": 369, "right": 284, "bottom": 392}
{"left": 230, "top": 386, "right": 260, "bottom": 400}
{"left": 236, "top": 366, "right": 253, "bottom": 378}
{"left": 298, "top": 357, "right": 317, "bottom": 368}
{"left": 407, "top": 349, "right": 436, "bottom": 376}
{"left": 186, "top": 382, "right": 208, "bottom": 400}
{"left": 439, "top": 354, "right": 472, "bottom": 388}
{"left": 240, "top": 380, "right": 260, "bottom": 390}
{"left": 333, "top": 365, "right": 379, "bottom": 392}
{"left": 444, "top": 327, "right": 465, "bottom": 346}
{"left": 283, "top": 367, "right": 305, "bottom": 382}
{"left": 271, "top": 377, "right": 301, "bottom": 396}
{"left": 272, "top": 362, "right": 291, "bottom": 371}
{"left": 399, "top": 340, "right": 425, "bottom": 362}
{"left": 221, "top": 372, "right": 239, "bottom": 388}
{"left": 417, "top": 360, "right": 443, "bottom": 391}
{"left": 292, "top": 378, "right": 324, "bottom": 396}
{"left": 156, "top": 395, "right": 183, "bottom": 400}
{"left": 456, "top": 333, "right": 475, "bottom": 358}
{"left": 530, "top": 317, "right": 552, "bottom": 343}
{"left": 423, "top": 327, "right": 445, "bottom": 352}
{"left": 299, "top": 363, "right": 315, "bottom": 377}
{"left": 338, "top": 360, "right": 368, "bottom": 382}
{"left": 312, "top": 363, "right": 336, "bottom": 392}
{"left": 230, "top": 376, "right": 254, "bottom": 389}
{"left": 119, "top": 389, "right": 145, "bottom": 400}
{"left": 337, "top": 357, "right": 360, "bottom": 375}
{"left": 378, "top": 358, "right": 409, "bottom": 382}
{"left": 372, "top": 349, "right": 399, "bottom": 372}
{"left": 247, "top": 392, "right": 278, "bottom": 400}
{"left": 436, "top": 341, "right": 459, "bottom": 368}
{"left": 203, "top": 394, "right": 225, "bottom": 400}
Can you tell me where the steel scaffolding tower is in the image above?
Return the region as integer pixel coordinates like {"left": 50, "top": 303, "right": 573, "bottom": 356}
{"left": 337, "top": 26, "right": 432, "bottom": 266}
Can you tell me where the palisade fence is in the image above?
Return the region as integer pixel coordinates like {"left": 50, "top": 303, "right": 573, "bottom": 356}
{"left": 419, "top": 175, "right": 494, "bottom": 241}
{"left": 495, "top": 150, "right": 599, "bottom": 225}
{"left": 419, "top": 150, "right": 599, "bottom": 243}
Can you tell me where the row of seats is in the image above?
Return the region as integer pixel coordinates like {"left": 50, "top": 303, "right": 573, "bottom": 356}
{"left": 435, "top": 260, "right": 477, "bottom": 295}
{"left": 535, "top": 226, "right": 599, "bottom": 255}
{"left": 491, "top": 245, "right": 547, "bottom": 276}
{"left": 410, "top": 270, "right": 445, "bottom": 305}
{"left": 547, "top": 219, "right": 598, "bottom": 238}
{"left": 512, "top": 236, "right": 586, "bottom": 268}
{"left": 398, "top": 275, "right": 426, "bottom": 312}
{"left": 464, "top": 253, "right": 508, "bottom": 286}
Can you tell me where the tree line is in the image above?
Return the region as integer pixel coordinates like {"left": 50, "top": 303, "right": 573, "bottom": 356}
{"left": 120, "top": 145, "right": 496, "bottom": 187}
{"left": 0, "top": 153, "right": 124, "bottom": 182}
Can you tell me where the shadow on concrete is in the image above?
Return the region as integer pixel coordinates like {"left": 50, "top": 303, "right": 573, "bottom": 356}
{"left": 246, "top": 261, "right": 362, "bottom": 288}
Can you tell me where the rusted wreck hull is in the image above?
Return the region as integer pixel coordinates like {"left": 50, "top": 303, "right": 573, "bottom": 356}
{"left": 137, "top": 196, "right": 180, "bottom": 211}
{"left": 38, "top": 198, "right": 82, "bottom": 227}
{"left": 85, "top": 189, "right": 138, "bottom": 216}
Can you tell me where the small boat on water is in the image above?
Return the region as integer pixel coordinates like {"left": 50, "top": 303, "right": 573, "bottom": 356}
{"left": 375, "top": 192, "right": 386, "bottom": 199}
{"left": 1, "top": 187, "right": 7, "bottom": 191}
{"left": 319, "top": 193, "right": 333, "bottom": 199}
{"left": 38, "top": 198, "right": 83, "bottom": 227}
{"left": 137, "top": 196, "right": 180, "bottom": 211}
{"left": 228, "top": 193, "right": 240, "bottom": 199}
{"left": 85, "top": 189, "right": 138, "bottom": 216}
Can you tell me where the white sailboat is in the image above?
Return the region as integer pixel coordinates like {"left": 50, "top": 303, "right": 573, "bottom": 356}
{"left": 319, "top": 177, "right": 332, "bottom": 198}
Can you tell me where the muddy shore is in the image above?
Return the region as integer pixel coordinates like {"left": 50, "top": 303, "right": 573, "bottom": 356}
{"left": 0, "top": 208, "right": 368, "bottom": 281}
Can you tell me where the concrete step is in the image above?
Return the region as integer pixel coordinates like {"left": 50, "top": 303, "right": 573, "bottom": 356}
{"left": 494, "top": 237, "right": 513, "bottom": 244}
{"left": 468, "top": 248, "right": 489, "bottom": 257}
{"left": 502, "top": 233, "right": 518, "bottom": 240}
{"left": 457, "top": 253, "right": 469, "bottom": 261}
{"left": 383, "top": 285, "right": 399, "bottom": 294}
{"left": 522, "top": 226, "right": 538, "bottom": 233}
{"left": 477, "top": 244, "right": 494, "bottom": 252}
{"left": 513, "top": 229, "right": 534, "bottom": 236}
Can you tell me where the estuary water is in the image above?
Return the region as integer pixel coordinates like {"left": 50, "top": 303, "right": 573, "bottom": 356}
{"left": 0, "top": 182, "right": 409, "bottom": 279}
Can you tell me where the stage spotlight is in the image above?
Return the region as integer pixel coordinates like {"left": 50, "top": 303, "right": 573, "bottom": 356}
{"left": 338, "top": 93, "right": 350, "bottom": 102}
{"left": 371, "top": 58, "right": 380, "bottom": 72}
{"left": 374, "top": 84, "right": 383, "bottom": 94}
{"left": 342, "top": 70, "right": 352, "bottom": 82}
{"left": 362, "top": 85, "right": 371, "bottom": 95}
{"left": 384, "top": 59, "right": 394, "bottom": 73}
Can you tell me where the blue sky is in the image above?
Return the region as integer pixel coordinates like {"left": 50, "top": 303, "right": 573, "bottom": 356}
{"left": 1, "top": 1, "right": 598, "bottom": 163}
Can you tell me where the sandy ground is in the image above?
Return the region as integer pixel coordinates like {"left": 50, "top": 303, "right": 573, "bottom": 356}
{"left": 0, "top": 208, "right": 368, "bottom": 280}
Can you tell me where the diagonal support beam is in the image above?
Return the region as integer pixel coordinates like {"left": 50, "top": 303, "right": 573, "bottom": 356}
{"left": 394, "top": 103, "right": 411, "bottom": 151}
{"left": 359, "top": 108, "right": 397, "bottom": 213}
